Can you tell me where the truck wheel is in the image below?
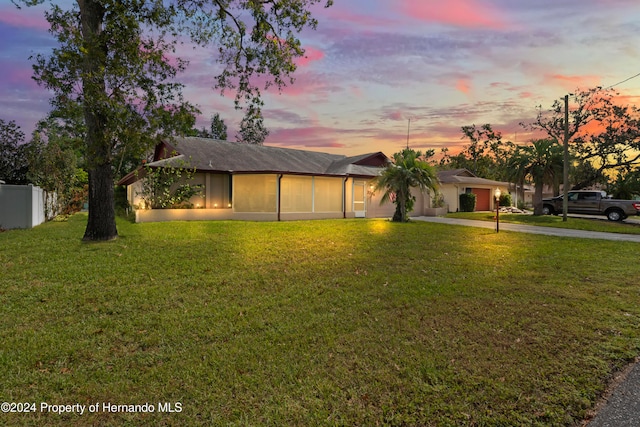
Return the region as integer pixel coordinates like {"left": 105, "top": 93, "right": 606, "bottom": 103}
{"left": 542, "top": 205, "right": 553, "bottom": 215}
{"left": 606, "top": 209, "right": 624, "bottom": 221}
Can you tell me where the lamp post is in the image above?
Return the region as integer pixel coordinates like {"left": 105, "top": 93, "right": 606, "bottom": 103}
{"left": 495, "top": 188, "right": 501, "bottom": 233}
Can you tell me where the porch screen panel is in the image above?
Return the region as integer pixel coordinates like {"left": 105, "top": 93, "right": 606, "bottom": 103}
{"left": 314, "top": 177, "right": 343, "bottom": 212}
{"left": 233, "top": 174, "right": 277, "bottom": 212}
{"left": 281, "top": 176, "right": 312, "bottom": 213}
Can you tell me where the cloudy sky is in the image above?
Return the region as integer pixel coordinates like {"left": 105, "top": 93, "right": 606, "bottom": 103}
{"left": 2, "top": 0, "right": 640, "bottom": 157}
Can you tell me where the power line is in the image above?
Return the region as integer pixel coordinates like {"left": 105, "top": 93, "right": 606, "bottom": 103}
{"left": 605, "top": 72, "right": 640, "bottom": 89}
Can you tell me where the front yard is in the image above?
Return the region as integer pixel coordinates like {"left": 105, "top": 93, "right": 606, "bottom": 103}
{"left": 1, "top": 214, "right": 639, "bottom": 425}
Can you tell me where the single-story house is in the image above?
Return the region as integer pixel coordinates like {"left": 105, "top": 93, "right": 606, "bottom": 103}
{"left": 117, "top": 138, "right": 511, "bottom": 223}
{"left": 436, "top": 169, "right": 511, "bottom": 212}
{"left": 118, "top": 137, "right": 407, "bottom": 222}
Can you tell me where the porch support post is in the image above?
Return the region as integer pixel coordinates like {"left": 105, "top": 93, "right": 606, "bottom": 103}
{"left": 343, "top": 177, "right": 348, "bottom": 218}
{"left": 277, "top": 174, "right": 283, "bottom": 221}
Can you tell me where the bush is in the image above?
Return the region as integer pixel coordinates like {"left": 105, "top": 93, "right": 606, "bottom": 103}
{"left": 431, "top": 192, "right": 446, "bottom": 208}
{"left": 517, "top": 200, "right": 527, "bottom": 210}
{"left": 499, "top": 193, "right": 512, "bottom": 207}
{"left": 137, "top": 163, "right": 204, "bottom": 209}
{"left": 459, "top": 193, "right": 476, "bottom": 212}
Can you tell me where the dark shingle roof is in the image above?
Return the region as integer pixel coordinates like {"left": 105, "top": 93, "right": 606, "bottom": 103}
{"left": 437, "top": 168, "right": 510, "bottom": 186}
{"left": 149, "top": 137, "right": 388, "bottom": 177}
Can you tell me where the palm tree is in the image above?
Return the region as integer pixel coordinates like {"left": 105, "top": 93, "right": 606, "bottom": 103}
{"left": 375, "top": 148, "right": 439, "bottom": 222}
{"left": 507, "top": 139, "right": 563, "bottom": 215}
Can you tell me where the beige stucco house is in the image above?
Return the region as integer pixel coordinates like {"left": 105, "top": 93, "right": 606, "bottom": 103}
{"left": 118, "top": 138, "right": 511, "bottom": 223}
{"left": 118, "top": 137, "right": 421, "bottom": 223}
{"left": 436, "top": 169, "right": 510, "bottom": 212}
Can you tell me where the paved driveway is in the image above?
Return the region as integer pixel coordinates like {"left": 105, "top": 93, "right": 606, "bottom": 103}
{"left": 412, "top": 216, "right": 640, "bottom": 242}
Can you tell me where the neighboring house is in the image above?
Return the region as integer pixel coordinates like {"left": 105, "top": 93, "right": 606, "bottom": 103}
{"left": 118, "top": 137, "right": 431, "bottom": 223}
{"left": 436, "top": 169, "right": 510, "bottom": 212}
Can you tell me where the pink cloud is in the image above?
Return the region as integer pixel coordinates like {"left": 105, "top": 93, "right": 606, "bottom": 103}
{"left": 318, "top": 5, "right": 400, "bottom": 32}
{"left": 267, "top": 126, "right": 346, "bottom": 149}
{"left": 6, "top": 67, "right": 31, "bottom": 85}
{"left": 542, "top": 73, "right": 602, "bottom": 91}
{"left": 387, "top": 111, "right": 405, "bottom": 121}
{"left": 456, "top": 79, "right": 472, "bottom": 94}
{"left": 0, "top": 8, "right": 49, "bottom": 31}
{"left": 399, "top": 0, "right": 508, "bottom": 29}
{"left": 295, "top": 46, "right": 325, "bottom": 68}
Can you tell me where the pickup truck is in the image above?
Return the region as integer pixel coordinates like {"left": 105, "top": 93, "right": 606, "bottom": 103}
{"left": 542, "top": 190, "right": 640, "bottom": 221}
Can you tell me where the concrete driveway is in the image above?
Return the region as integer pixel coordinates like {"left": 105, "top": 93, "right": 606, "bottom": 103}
{"left": 412, "top": 216, "right": 640, "bottom": 242}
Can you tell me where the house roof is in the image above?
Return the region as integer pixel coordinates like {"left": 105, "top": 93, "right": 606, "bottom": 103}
{"left": 437, "top": 168, "right": 510, "bottom": 187}
{"left": 118, "top": 137, "right": 389, "bottom": 185}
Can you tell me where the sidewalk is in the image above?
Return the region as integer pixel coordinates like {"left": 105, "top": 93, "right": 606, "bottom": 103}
{"left": 412, "top": 216, "right": 640, "bottom": 242}
{"left": 412, "top": 216, "right": 640, "bottom": 425}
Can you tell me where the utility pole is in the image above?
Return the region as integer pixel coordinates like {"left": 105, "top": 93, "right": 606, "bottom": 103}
{"left": 406, "top": 118, "right": 410, "bottom": 149}
{"left": 562, "top": 94, "right": 569, "bottom": 222}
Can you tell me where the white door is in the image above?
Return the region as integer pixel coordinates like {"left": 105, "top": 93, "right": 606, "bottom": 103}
{"left": 353, "top": 181, "right": 366, "bottom": 217}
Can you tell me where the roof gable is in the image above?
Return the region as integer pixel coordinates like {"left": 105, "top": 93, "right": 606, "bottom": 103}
{"left": 437, "top": 168, "right": 476, "bottom": 179}
{"left": 437, "top": 168, "right": 510, "bottom": 187}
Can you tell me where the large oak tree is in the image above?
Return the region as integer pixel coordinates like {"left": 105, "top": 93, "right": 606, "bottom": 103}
{"left": 16, "top": 0, "right": 332, "bottom": 240}
{"left": 525, "top": 87, "right": 640, "bottom": 191}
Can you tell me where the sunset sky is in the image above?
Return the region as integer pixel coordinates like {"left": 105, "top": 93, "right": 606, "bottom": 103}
{"left": 1, "top": 0, "right": 640, "bottom": 158}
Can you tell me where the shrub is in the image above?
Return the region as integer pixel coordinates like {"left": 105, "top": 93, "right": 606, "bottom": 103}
{"left": 137, "top": 161, "right": 204, "bottom": 209}
{"left": 459, "top": 193, "right": 476, "bottom": 212}
{"left": 431, "top": 191, "right": 446, "bottom": 208}
{"left": 499, "top": 193, "right": 512, "bottom": 207}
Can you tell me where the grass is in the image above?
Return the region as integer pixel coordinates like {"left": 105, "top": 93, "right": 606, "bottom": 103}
{"left": 1, "top": 214, "right": 640, "bottom": 426}
{"left": 447, "top": 211, "right": 640, "bottom": 234}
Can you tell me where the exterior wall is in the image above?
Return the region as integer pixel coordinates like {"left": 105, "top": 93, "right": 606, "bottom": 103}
{"left": 439, "top": 183, "right": 510, "bottom": 212}
{"left": 131, "top": 173, "right": 415, "bottom": 223}
{"left": 441, "top": 185, "right": 461, "bottom": 212}
{"left": 188, "top": 173, "right": 206, "bottom": 208}
{"left": 0, "top": 184, "right": 47, "bottom": 229}
{"left": 366, "top": 181, "right": 434, "bottom": 219}
{"left": 136, "top": 209, "right": 277, "bottom": 223}
{"left": 135, "top": 209, "right": 353, "bottom": 223}
{"left": 410, "top": 188, "right": 431, "bottom": 216}
{"left": 366, "top": 179, "right": 394, "bottom": 218}
{"left": 127, "top": 181, "right": 141, "bottom": 207}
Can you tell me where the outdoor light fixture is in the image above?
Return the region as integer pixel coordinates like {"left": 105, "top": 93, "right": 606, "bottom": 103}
{"left": 494, "top": 188, "right": 502, "bottom": 233}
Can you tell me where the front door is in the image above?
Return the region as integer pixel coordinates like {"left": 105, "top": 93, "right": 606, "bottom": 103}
{"left": 353, "top": 181, "right": 366, "bottom": 217}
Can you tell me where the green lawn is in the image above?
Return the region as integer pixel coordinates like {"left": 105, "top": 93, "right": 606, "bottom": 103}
{"left": 1, "top": 214, "right": 639, "bottom": 426}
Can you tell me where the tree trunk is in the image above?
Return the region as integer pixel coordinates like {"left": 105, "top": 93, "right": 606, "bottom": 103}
{"left": 392, "top": 203, "right": 403, "bottom": 222}
{"left": 79, "top": 0, "right": 118, "bottom": 241}
{"left": 393, "top": 189, "right": 408, "bottom": 222}
{"left": 83, "top": 166, "right": 117, "bottom": 241}
{"left": 532, "top": 178, "right": 544, "bottom": 216}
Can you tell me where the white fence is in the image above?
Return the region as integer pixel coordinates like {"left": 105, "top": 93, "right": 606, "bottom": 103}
{"left": 0, "top": 184, "right": 49, "bottom": 229}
